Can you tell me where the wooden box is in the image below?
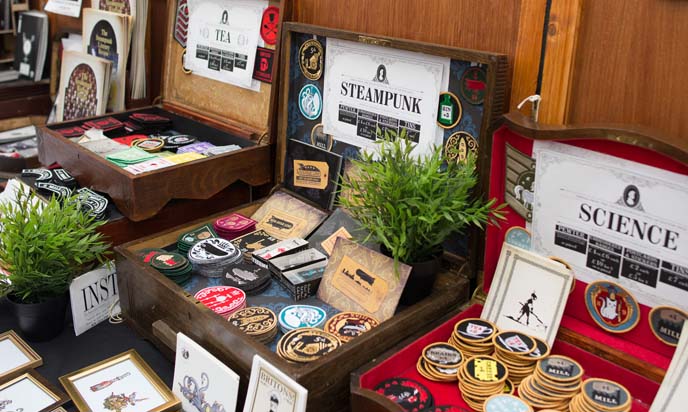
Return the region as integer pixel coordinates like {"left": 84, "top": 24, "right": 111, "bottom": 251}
{"left": 36, "top": 0, "right": 285, "bottom": 222}
{"left": 115, "top": 23, "right": 509, "bottom": 411}
{"left": 351, "top": 113, "right": 688, "bottom": 411}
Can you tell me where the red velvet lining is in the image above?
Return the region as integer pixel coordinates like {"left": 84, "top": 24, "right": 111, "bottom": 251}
{"left": 359, "top": 304, "right": 657, "bottom": 411}
{"left": 483, "top": 126, "right": 687, "bottom": 369}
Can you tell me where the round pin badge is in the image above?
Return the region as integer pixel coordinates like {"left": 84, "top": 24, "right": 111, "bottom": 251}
{"left": 189, "top": 238, "right": 238, "bottom": 262}
{"left": 278, "top": 328, "right": 340, "bottom": 362}
{"left": 649, "top": 305, "right": 687, "bottom": 346}
{"left": 444, "top": 131, "right": 478, "bottom": 164}
{"left": 504, "top": 226, "right": 531, "bottom": 250}
{"left": 150, "top": 252, "right": 187, "bottom": 270}
{"left": 374, "top": 378, "right": 434, "bottom": 412}
{"left": 227, "top": 306, "right": 277, "bottom": 335}
{"left": 193, "top": 286, "right": 246, "bottom": 316}
{"left": 460, "top": 66, "right": 487, "bottom": 105}
{"left": 260, "top": 6, "right": 279, "bottom": 45}
{"left": 298, "top": 84, "right": 322, "bottom": 120}
{"left": 454, "top": 318, "right": 497, "bottom": 342}
{"left": 437, "top": 92, "right": 462, "bottom": 129}
{"left": 581, "top": 378, "right": 631, "bottom": 412}
{"left": 279, "top": 305, "right": 327, "bottom": 332}
{"left": 324, "top": 312, "right": 379, "bottom": 343}
{"left": 494, "top": 330, "right": 535, "bottom": 354}
{"left": 483, "top": 394, "right": 533, "bottom": 412}
{"left": 422, "top": 343, "right": 464, "bottom": 368}
{"left": 585, "top": 280, "right": 640, "bottom": 333}
{"left": 299, "top": 38, "right": 324, "bottom": 80}
{"left": 536, "top": 355, "right": 584, "bottom": 382}
{"left": 310, "top": 123, "right": 334, "bottom": 151}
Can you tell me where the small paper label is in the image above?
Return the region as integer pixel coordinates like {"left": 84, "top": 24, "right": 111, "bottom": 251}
{"left": 332, "top": 255, "right": 388, "bottom": 313}
{"left": 321, "top": 227, "right": 352, "bottom": 256}
{"left": 293, "top": 159, "right": 329, "bottom": 190}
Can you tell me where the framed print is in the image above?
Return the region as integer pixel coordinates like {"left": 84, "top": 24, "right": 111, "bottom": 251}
{"left": 0, "top": 370, "right": 68, "bottom": 412}
{"left": 59, "top": 349, "right": 180, "bottom": 412}
{"left": 174, "top": 332, "right": 240, "bottom": 412}
{"left": 0, "top": 330, "right": 42, "bottom": 381}
{"left": 243, "top": 355, "right": 307, "bottom": 412}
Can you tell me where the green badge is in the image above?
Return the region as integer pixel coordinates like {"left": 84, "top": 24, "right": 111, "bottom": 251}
{"left": 437, "top": 92, "right": 462, "bottom": 129}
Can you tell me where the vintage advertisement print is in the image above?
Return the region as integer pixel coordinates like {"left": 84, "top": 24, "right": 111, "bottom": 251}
{"left": 531, "top": 141, "right": 688, "bottom": 309}
{"left": 243, "top": 355, "right": 307, "bottom": 412}
{"left": 186, "top": 0, "right": 266, "bottom": 89}
{"left": 332, "top": 255, "right": 390, "bottom": 313}
{"left": 322, "top": 38, "right": 449, "bottom": 157}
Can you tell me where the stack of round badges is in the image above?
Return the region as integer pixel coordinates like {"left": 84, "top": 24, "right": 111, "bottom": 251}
{"left": 278, "top": 305, "right": 327, "bottom": 334}
{"left": 492, "top": 331, "right": 549, "bottom": 385}
{"left": 458, "top": 355, "right": 509, "bottom": 411}
{"left": 569, "top": 378, "right": 631, "bottom": 412}
{"left": 149, "top": 252, "right": 192, "bottom": 285}
{"left": 177, "top": 225, "right": 217, "bottom": 255}
{"left": 188, "top": 238, "right": 242, "bottom": 277}
{"left": 324, "top": 312, "right": 379, "bottom": 343}
{"left": 193, "top": 286, "right": 246, "bottom": 319}
{"left": 136, "top": 248, "right": 166, "bottom": 264}
{"left": 450, "top": 318, "right": 498, "bottom": 358}
{"left": 482, "top": 394, "right": 533, "bottom": 412}
{"left": 162, "top": 134, "right": 197, "bottom": 151}
{"left": 518, "top": 355, "right": 584, "bottom": 410}
{"left": 213, "top": 213, "right": 256, "bottom": 240}
{"left": 222, "top": 264, "right": 272, "bottom": 295}
{"left": 227, "top": 307, "right": 278, "bottom": 344}
{"left": 277, "top": 328, "right": 341, "bottom": 363}
{"left": 417, "top": 343, "right": 463, "bottom": 382}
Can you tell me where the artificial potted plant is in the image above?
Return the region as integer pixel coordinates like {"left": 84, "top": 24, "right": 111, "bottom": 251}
{"left": 338, "top": 132, "right": 504, "bottom": 304}
{"left": 0, "top": 188, "right": 110, "bottom": 341}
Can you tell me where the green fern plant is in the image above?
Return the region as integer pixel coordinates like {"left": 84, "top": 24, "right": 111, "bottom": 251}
{"left": 338, "top": 129, "right": 505, "bottom": 268}
{"left": 0, "top": 187, "right": 111, "bottom": 303}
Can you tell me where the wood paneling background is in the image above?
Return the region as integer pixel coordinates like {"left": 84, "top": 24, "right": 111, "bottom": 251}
{"left": 293, "top": 0, "right": 548, "bottom": 112}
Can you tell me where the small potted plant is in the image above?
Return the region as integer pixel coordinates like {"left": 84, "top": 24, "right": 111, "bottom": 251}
{"left": 338, "top": 132, "right": 504, "bottom": 304}
{"left": 0, "top": 187, "right": 110, "bottom": 341}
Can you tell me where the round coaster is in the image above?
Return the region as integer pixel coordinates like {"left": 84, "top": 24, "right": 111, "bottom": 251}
{"left": 483, "top": 394, "right": 533, "bottom": 412}
{"left": 299, "top": 39, "right": 324, "bottom": 81}
{"left": 493, "top": 330, "right": 535, "bottom": 354}
{"left": 222, "top": 264, "right": 271, "bottom": 290}
{"left": 585, "top": 280, "right": 640, "bottom": 334}
{"left": 193, "top": 286, "right": 246, "bottom": 316}
{"left": 324, "top": 312, "right": 379, "bottom": 343}
{"left": 454, "top": 318, "right": 497, "bottom": 342}
{"left": 278, "top": 328, "right": 340, "bottom": 362}
{"left": 164, "top": 134, "right": 197, "bottom": 147}
{"left": 649, "top": 305, "right": 687, "bottom": 346}
{"left": 150, "top": 252, "right": 187, "bottom": 271}
{"left": 581, "top": 378, "right": 631, "bottom": 412}
{"left": 374, "top": 377, "right": 434, "bottom": 412}
{"left": 278, "top": 305, "right": 327, "bottom": 332}
{"left": 422, "top": 342, "right": 464, "bottom": 368}
{"left": 515, "top": 336, "right": 550, "bottom": 361}
{"left": 445, "top": 131, "right": 478, "bottom": 164}
{"left": 298, "top": 84, "right": 322, "bottom": 120}
{"left": 227, "top": 307, "right": 277, "bottom": 336}
{"left": 136, "top": 248, "right": 166, "bottom": 264}
{"left": 536, "top": 355, "right": 584, "bottom": 383}
{"left": 132, "top": 137, "right": 164, "bottom": 152}
{"left": 463, "top": 356, "right": 507, "bottom": 385}
{"left": 189, "top": 238, "right": 239, "bottom": 262}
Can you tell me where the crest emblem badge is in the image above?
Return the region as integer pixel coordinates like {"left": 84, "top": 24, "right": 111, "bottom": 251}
{"left": 444, "top": 131, "right": 478, "bottom": 164}
{"left": 649, "top": 306, "right": 687, "bottom": 346}
{"left": 460, "top": 66, "right": 487, "bottom": 105}
{"left": 299, "top": 39, "right": 324, "bottom": 80}
{"left": 298, "top": 84, "right": 322, "bottom": 120}
{"left": 585, "top": 280, "right": 640, "bottom": 333}
{"left": 437, "top": 92, "right": 462, "bottom": 129}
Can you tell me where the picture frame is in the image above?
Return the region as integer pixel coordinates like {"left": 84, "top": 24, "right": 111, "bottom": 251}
{"left": 173, "top": 332, "right": 240, "bottom": 412}
{"left": 59, "top": 349, "right": 180, "bottom": 412}
{"left": 0, "top": 330, "right": 43, "bottom": 381}
{"left": 243, "top": 354, "right": 308, "bottom": 412}
{"left": 0, "top": 370, "right": 69, "bottom": 412}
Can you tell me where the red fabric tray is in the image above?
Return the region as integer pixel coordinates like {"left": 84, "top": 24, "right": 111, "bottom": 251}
{"left": 359, "top": 304, "right": 657, "bottom": 411}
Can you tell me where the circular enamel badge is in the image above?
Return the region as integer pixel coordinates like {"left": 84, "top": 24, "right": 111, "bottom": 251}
{"left": 460, "top": 66, "right": 487, "bottom": 105}
{"left": 310, "top": 123, "right": 334, "bottom": 151}
{"left": 150, "top": 252, "right": 187, "bottom": 270}
{"left": 437, "top": 92, "right": 462, "bottom": 129}
{"left": 298, "top": 84, "right": 322, "bottom": 120}
{"left": 504, "top": 226, "right": 531, "bottom": 250}
{"left": 324, "top": 312, "right": 379, "bottom": 343}
{"left": 422, "top": 343, "right": 463, "bottom": 368}
{"left": 279, "top": 305, "right": 327, "bottom": 331}
{"left": 454, "top": 318, "right": 496, "bottom": 342}
{"left": 585, "top": 281, "right": 640, "bottom": 333}
{"left": 188, "top": 238, "right": 238, "bottom": 262}
{"left": 536, "top": 355, "right": 584, "bottom": 382}
{"left": 494, "top": 330, "right": 535, "bottom": 354}
{"left": 193, "top": 286, "right": 246, "bottom": 315}
{"left": 483, "top": 394, "right": 533, "bottom": 412}
{"left": 444, "top": 131, "right": 478, "bottom": 164}
{"left": 299, "top": 39, "right": 324, "bottom": 80}
{"left": 649, "top": 306, "right": 688, "bottom": 346}
{"left": 581, "top": 378, "right": 631, "bottom": 411}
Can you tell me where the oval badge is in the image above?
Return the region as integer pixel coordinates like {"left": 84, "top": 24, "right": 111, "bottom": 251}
{"left": 585, "top": 281, "right": 640, "bottom": 333}
{"left": 260, "top": 6, "right": 279, "bottom": 45}
{"left": 460, "top": 66, "right": 487, "bottom": 105}
{"left": 299, "top": 38, "right": 323, "bottom": 80}
{"left": 298, "top": 84, "right": 322, "bottom": 120}
{"left": 445, "top": 131, "right": 478, "bottom": 164}
{"left": 649, "top": 306, "right": 688, "bottom": 346}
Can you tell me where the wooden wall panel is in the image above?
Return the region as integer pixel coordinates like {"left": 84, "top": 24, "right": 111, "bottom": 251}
{"left": 293, "top": 0, "right": 548, "bottom": 111}
{"left": 541, "top": 0, "right": 688, "bottom": 147}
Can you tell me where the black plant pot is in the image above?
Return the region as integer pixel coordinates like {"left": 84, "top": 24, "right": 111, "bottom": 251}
{"left": 7, "top": 293, "right": 69, "bottom": 342}
{"left": 380, "top": 245, "right": 443, "bottom": 306}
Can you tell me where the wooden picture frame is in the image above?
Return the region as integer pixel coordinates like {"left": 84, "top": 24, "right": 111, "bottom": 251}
{"left": 0, "top": 370, "right": 68, "bottom": 412}
{"left": 59, "top": 349, "right": 179, "bottom": 412}
{"left": 0, "top": 330, "right": 42, "bottom": 381}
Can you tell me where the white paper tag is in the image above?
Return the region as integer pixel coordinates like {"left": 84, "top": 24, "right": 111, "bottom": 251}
{"left": 69, "top": 263, "right": 118, "bottom": 336}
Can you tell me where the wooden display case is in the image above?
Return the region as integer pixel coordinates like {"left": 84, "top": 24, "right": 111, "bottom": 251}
{"left": 115, "top": 22, "right": 509, "bottom": 411}
{"left": 351, "top": 113, "right": 688, "bottom": 411}
{"left": 36, "top": 0, "right": 285, "bottom": 222}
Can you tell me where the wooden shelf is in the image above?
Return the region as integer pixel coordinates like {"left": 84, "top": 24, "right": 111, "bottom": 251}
{"left": 0, "top": 57, "right": 13, "bottom": 64}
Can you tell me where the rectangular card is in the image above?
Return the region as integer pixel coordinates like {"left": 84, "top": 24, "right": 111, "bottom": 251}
{"left": 317, "top": 238, "right": 411, "bottom": 322}
{"left": 231, "top": 229, "right": 280, "bottom": 257}
{"left": 166, "top": 152, "right": 206, "bottom": 164}
{"left": 480, "top": 243, "right": 575, "bottom": 346}
{"left": 243, "top": 355, "right": 307, "bottom": 412}
{"left": 256, "top": 208, "right": 308, "bottom": 239}
{"left": 268, "top": 248, "right": 327, "bottom": 274}
{"left": 283, "top": 139, "right": 343, "bottom": 210}
{"left": 251, "top": 190, "right": 329, "bottom": 239}
{"left": 174, "top": 333, "right": 239, "bottom": 412}
{"left": 69, "top": 264, "right": 118, "bottom": 336}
